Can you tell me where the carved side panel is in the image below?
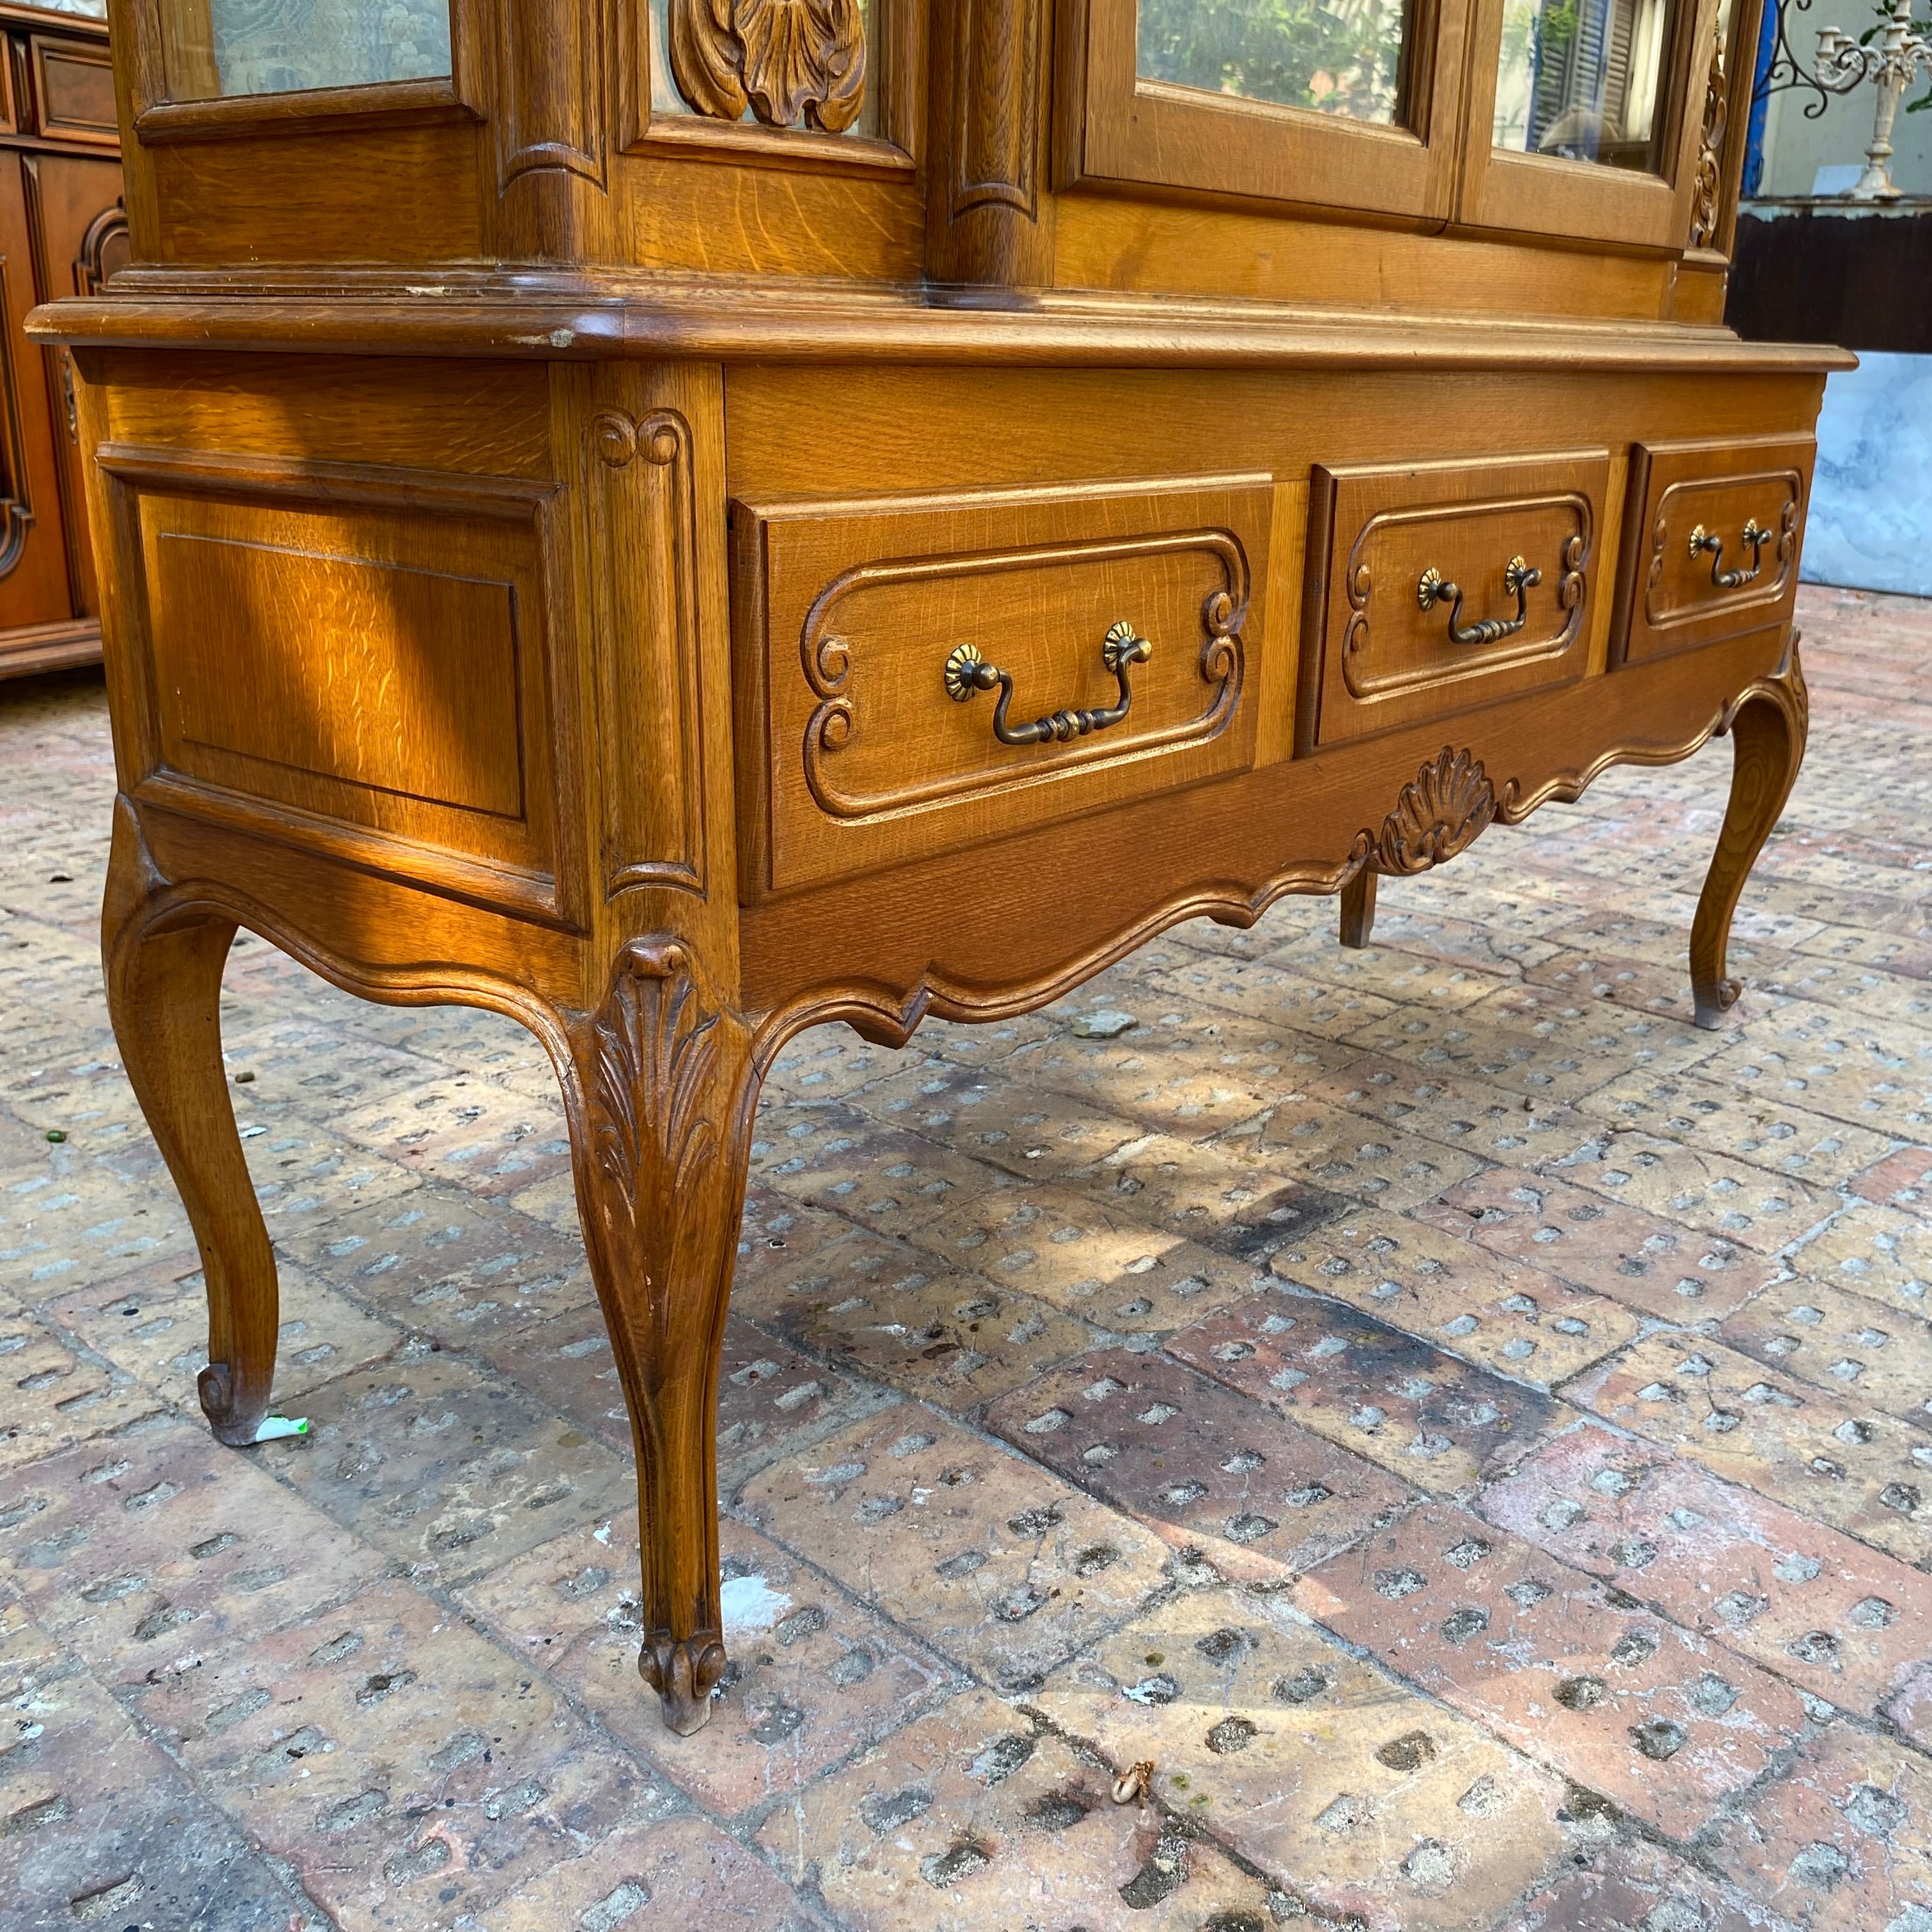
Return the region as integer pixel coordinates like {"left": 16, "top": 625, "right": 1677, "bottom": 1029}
{"left": 0, "top": 251, "right": 35, "bottom": 580}
{"left": 668, "top": 0, "right": 866, "bottom": 130}
{"left": 585, "top": 407, "right": 707, "bottom": 898}
{"left": 951, "top": 0, "right": 1043, "bottom": 219}
{"left": 496, "top": 0, "right": 608, "bottom": 185}
{"left": 1689, "top": 29, "right": 1728, "bottom": 250}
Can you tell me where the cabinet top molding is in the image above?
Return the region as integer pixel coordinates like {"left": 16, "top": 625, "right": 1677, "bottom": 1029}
{"left": 60, "top": 0, "right": 1813, "bottom": 339}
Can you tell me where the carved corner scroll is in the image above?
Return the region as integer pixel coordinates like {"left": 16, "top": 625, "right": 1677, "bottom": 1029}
{"left": 1356, "top": 747, "right": 1500, "bottom": 877}
{"left": 950, "top": 0, "right": 1043, "bottom": 220}
{"left": 669, "top": 0, "right": 866, "bottom": 131}
{"left": 1689, "top": 29, "right": 1728, "bottom": 250}
{"left": 586, "top": 408, "right": 707, "bottom": 899}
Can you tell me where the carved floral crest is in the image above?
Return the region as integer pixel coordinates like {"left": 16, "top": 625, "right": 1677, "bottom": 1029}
{"left": 1359, "top": 747, "right": 1498, "bottom": 876}
{"left": 669, "top": 0, "right": 867, "bottom": 132}
{"left": 1690, "top": 30, "right": 1728, "bottom": 249}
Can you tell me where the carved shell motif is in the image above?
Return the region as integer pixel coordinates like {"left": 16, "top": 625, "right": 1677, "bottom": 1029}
{"left": 669, "top": 0, "right": 867, "bottom": 132}
{"left": 1365, "top": 747, "right": 1498, "bottom": 876}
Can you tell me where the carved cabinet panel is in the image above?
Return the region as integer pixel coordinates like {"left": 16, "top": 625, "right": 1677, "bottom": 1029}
{"left": 735, "top": 474, "right": 1271, "bottom": 896}
{"left": 1303, "top": 450, "right": 1609, "bottom": 751}
{"left": 1614, "top": 434, "right": 1813, "bottom": 668}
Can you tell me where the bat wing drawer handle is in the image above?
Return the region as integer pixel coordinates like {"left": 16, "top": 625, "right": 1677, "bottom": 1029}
{"left": 944, "top": 620, "right": 1152, "bottom": 746}
{"left": 1689, "top": 519, "right": 1769, "bottom": 590}
{"left": 1416, "top": 555, "right": 1541, "bottom": 647}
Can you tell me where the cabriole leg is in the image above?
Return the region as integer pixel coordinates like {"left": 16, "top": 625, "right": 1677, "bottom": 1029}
{"left": 1339, "top": 868, "right": 1378, "bottom": 949}
{"left": 102, "top": 800, "right": 280, "bottom": 1446}
{"left": 563, "top": 939, "right": 760, "bottom": 1735}
{"left": 1690, "top": 651, "right": 1809, "bottom": 1031}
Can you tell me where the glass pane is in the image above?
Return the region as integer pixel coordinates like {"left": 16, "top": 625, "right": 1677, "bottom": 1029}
{"left": 160, "top": 0, "right": 452, "bottom": 102}
{"left": 26, "top": 1, "right": 109, "bottom": 18}
{"left": 1492, "top": 0, "right": 1676, "bottom": 171}
{"left": 1137, "top": 0, "right": 1411, "bottom": 126}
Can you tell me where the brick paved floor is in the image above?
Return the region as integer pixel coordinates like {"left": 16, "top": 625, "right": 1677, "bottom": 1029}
{"left": 2, "top": 586, "right": 1929, "bottom": 1932}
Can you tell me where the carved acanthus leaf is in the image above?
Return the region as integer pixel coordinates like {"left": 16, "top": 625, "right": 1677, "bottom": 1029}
{"left": 669, "top": 0, "right": 866, "bottom": 132}
{"left": 582, "top": 942, "right": 750, "bottom": 1352}
{"left": 1363, "top": 747, "right": 1498, "bottom": 876}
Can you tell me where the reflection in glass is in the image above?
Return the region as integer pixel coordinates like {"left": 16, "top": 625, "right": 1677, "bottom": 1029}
{"left": 1137, "top": 0, "right": 1411, "bottom": 125}
{"left": 163, "top": 0, "right": 452, "bottom": 101}
{"left": 1492, "top": 0, "right": 1675, "bottom": 169}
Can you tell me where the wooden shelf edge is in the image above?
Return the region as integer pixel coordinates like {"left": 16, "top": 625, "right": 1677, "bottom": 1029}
{"left": 0, "top": 618, "right": 102, "bottom": 680}
{"left": 26, "top": 278, "right": 1858, "bottom": 374}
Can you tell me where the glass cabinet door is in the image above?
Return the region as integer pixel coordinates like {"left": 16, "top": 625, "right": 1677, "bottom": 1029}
{"left": 1455, "top": 0, "right": 1719, "bottom": 245}
{"left": 154, "top": 0, "right": 454, "bottom": 102}
{"left": 1071, "top": 0, "right": 1473, "bottom": 223}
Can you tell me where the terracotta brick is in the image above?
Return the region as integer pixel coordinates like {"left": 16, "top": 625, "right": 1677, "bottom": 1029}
{"left": 729, "top": 1208, "right": 1100, "bottom": 1411}
{"left": 1218, "top": 1102, "right": 1491, "bottom": 1212}
{"left": 479, "top": 1814, "right": 824, "bottom": 1931}
{"left": 858, "top": 1056, "right": 1146, "bottom": 1186}
{"left": 1167, "top": 1286, "right": 1571, "bottom": 1496}
{"left": 1722, "top": 1274, "right": 1932, "bottom": 1427}
{"left": 1140, "top": 951, "right": 1402, "bottom": 1041}
{"left": 0, "top": 1593, "right": 319, "bottom": 1932}
{"left": 480, "top": 1305, "right": 889, "bottom": 1490}
{"left": 1788, "top": 1202, "right": 1932, "bottom": 1323}
{"left": 1711, "top": 1728, "right": 1932, "bottom": 1932}
{"left": 985, "top": 1347, "right": 1411, "bottom": 1577}
{"left": 762, "top": 1028, "right": 909, "bottom": 1104}
{"left": 1480, "top": 1418, "right": 1932, "bottom": 1717}
{"left": 0, "top": 1418, "right": 386, "bottom": 1684}
{"left": 755, "top": 1686, "right": 1289, "bottom": 1931}
{"left": 1414, "top": 1165, "right": 1775, "bottom": 1320}
{"left": 1570, "top": 1333, "right": 1932, "bottom": 1567}
{"left": 1303, "top": 1050, "right": 1590, "bottom": 1167}
{"left": 755, "top": 1101, "right": 1020, "bottom": 1241}
{"left": 333, "top": 1072, "right": 574, "bottom": 1200}
{"left": 1848, "top": 1144, "right": 1932, "bottom": 1209}
{"left": 43, "top": 1250, "right": 402, "bottom": 1412}
{"left": 0, "top": 1158, "right": 190, "bottom": 1301}
{"left": 1497, "top": 1837, "right": 1788, "bottom": 1932}
{"left": 1549, "top": 1126, "right": 1835, "bottom": 1254}
{"left": 1577, "top": 1069, "right": 1898, "bottom": 1190}
{"left": 1297, "top": 1501, "right": 1818, "bottom": 1837}
{"left": 1032, "top": 1586, "right": 1575, "bottom": 1931}
{"left": 276, "top": 1184, "right": 595, "bottom": 1344}
{"left": 739, "top": 1410, "right": 1170, "bottom": 1694}
{"left": 265, "top": 1352, "right": 636, "bottom": 1586}
{"left": 1269, "top": 1209, "right": 1640, "bottom": 1390}
{"left": 0, "top": 1289, "right": 161, "bottom": 1475}
{"left": 459, "top": 1511, "right": 958, "bottom": 1819}
{"left": 1011, "top": 1002, "right": 1322, "bottom": 1140}
{"left": 918, "top": 1181, "right": 1269, "bottom": 1333}
{"left": 1258, "top": 930, "right": 1522, "bottom": 1008}
{"left": 135, "top": 1577, "right": 677, "bottom": 1931}
{"left": 1711, "top": 1000, "right": 1932, "bottom": 1142}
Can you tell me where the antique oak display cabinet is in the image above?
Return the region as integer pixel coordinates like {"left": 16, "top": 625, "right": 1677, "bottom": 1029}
{"left": 38, "top": 0, "right": 1842, "bottom": 1734}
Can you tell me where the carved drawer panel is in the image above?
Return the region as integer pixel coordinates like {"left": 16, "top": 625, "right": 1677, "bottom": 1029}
{"left": 1613, "top": 435, "right": 1813, "bottom": 668}
{"left": 1301, "top": 450, "right": 1609, "bottom": 751}
{"left": 735, "top": 474, "right": 1269, "bottom": 896}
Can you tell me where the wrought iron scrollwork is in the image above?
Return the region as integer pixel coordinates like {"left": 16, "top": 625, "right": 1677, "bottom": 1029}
{"left": 1690, "top": 519, "right": 1772, "bottom": 589}
{"left": 1754, "top": 0, "right": 1839, "bottom": 114}
{"left": 945, "top": 620, "right": 1152, "bottom": 746}
{"left": 1416, "top": 555, "right": 1542, "bottom": 648}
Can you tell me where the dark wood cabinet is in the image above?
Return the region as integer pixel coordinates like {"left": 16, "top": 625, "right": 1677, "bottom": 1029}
{"left": 0, "top": 3, "right": 120, "bottom": 678}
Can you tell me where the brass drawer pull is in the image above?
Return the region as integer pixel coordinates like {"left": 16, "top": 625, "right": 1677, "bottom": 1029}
{"left": 944, "top": 620, "right": 1152, "bottom": 746}
{"left": 1416, "top": 555, "right": 1542, "bottom": 647}
{"left": 1689, "top": 519, "right": 1769, "bottom": 590}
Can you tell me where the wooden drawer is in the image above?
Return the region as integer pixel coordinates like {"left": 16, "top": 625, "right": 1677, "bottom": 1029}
{"left": 1301, "top": 450, "right": 1609, "bottom": 751}
{"left": 1614, "top": 436, "right": 1812, "bottom": 668}
{"left": 735, "top": 474, "right": 1269, "bottom": 897}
